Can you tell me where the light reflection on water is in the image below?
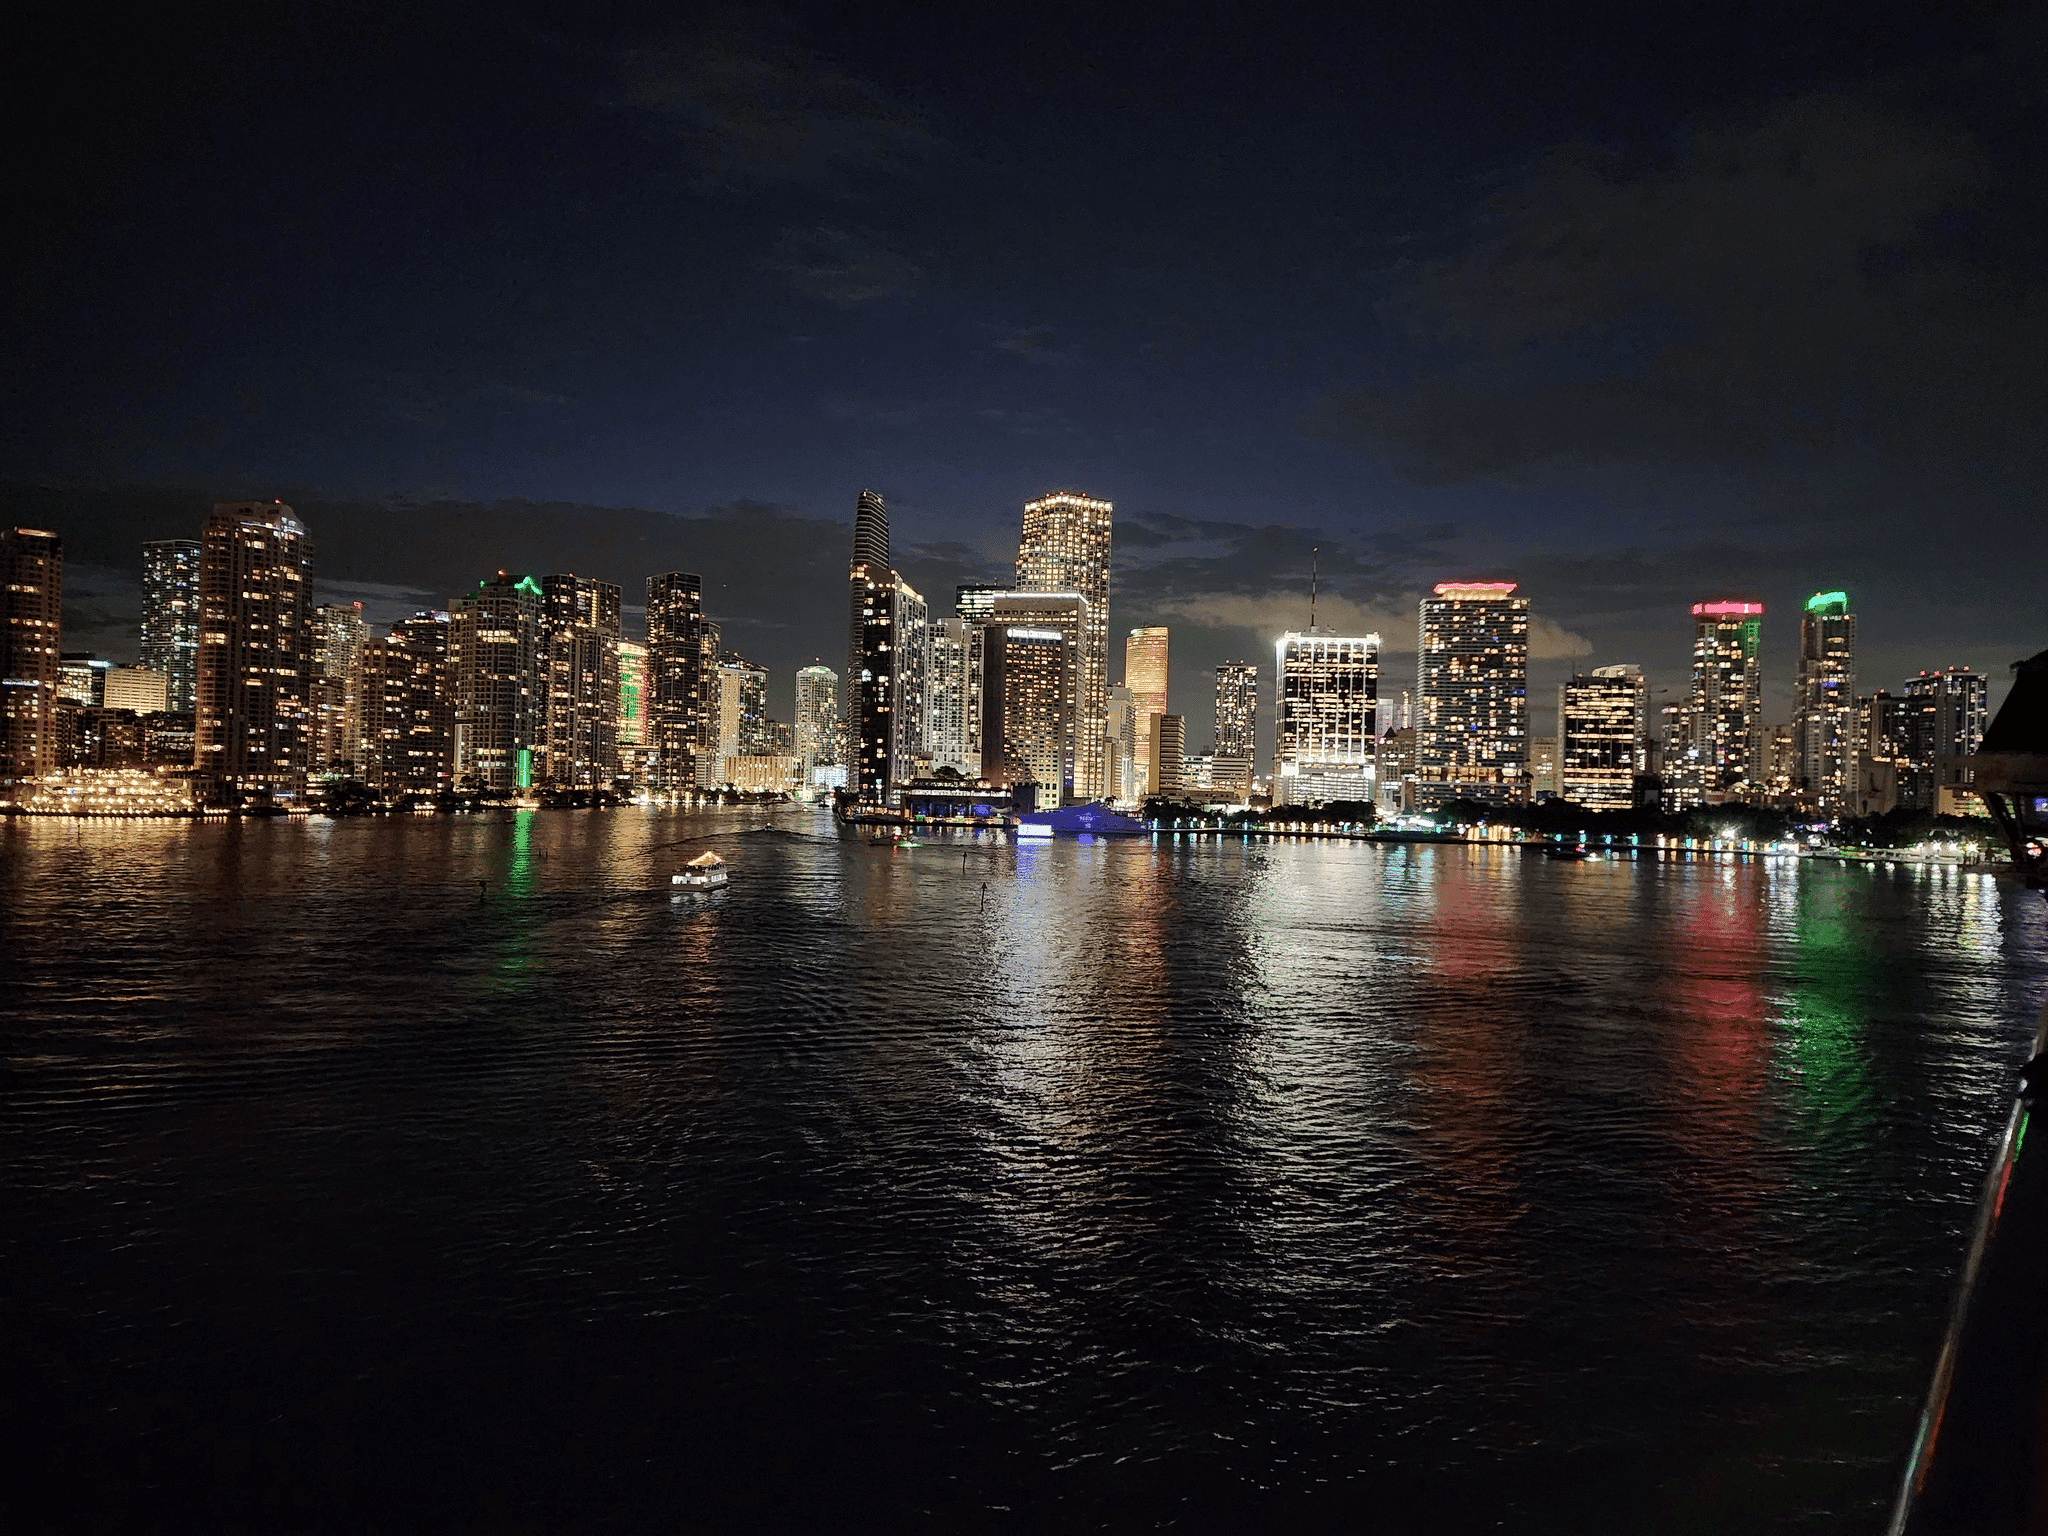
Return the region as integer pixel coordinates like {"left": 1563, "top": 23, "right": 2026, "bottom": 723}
{"left": 2, "top": 809, "right": 2044, "bottom": 1532}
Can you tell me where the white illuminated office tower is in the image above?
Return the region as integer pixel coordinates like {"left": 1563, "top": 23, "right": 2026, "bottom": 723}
{"left": 1557, "top": 665, "right": 1645, "bottom": 811}
{"left": 1793, "top": 591, "right": 1856, "bottom": 819}
{"left": 141, "top": 538, "right": 202, "bottom": 715}
{"left": 1416, "top": 582, "right": 1528, "bottom": 808}
{"left": 1015, "top": 491, "right": 1112, "bottom": 796}
{"left": 452, "top": 571, "right": 545, "bottom": 791}
{"left": 1689, "top": 599, "right": 1765, "bottom": 796}
{"left": 1213, "top": 662, "right": 1257, "bottom": 799}
{"left": 794, "top": 663, "right": 840, "bottom": 770}
{"left": 926, "top": 618, "right": 981, "bottom": 776}
{"left": 194, "top": 501, "right": 313, "bottom": 802}
{"left": 1272, "top": 632, "right": 1378, "bottom": 806}
{"left": 1124, "top": 626, "right": 1168, "bottom": 789}
{"left": 987, "top": 591, "right": 1087, "bottom": 799}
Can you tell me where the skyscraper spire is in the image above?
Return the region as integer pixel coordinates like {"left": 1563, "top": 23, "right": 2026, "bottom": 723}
{"left": 1309, "top": 546, "right": 1319, "bottom": 630}
{"left": 851, "top": 489, "right": 890, "bottom": 572}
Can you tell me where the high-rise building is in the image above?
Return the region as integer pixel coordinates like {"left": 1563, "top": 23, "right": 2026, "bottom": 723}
{"left": 141, "top": 538, "right": 202, "bottom": 715}
{"left": 452, "top": 572, "right": 544, "bottom": 791}
{"left": 708, "top": 654, "right": 770, "bottom": 781}
{"left": 891, "top": 578, "right": 931, "bottom": 783}
{"left": 58, "top": 654, "right": 110, "bottom": 705}
{"left": 195, "top": 502, "right": 313, "bottom": 801}
{"left": 981, "top": 623, "right": 1069, "bottom": 809}
{"left": 1689, "top": 600, "right": 1765, "bottom": 797}
{"left": 541, "top": 574, "right": 621, "bottom": 789}
{"left": 308, "top": 602, "right": 369, "bottom": 777}
{"left": 1124, "top": 626, "right": 1168, "bottom": 789}
{"left": 1794, "top": 590, "right": 1857, "bottom": 819}
{"left": 955, "top": 584, "right": 1001, "bottom": 622}
{"left": 1377, "top": 724, "right": 1417, "bottom": 813}
{"left": 847, "top": 491, "right": 896, "bottom": 804}
{"left": 1417, "top": 582, "right": 1529, "bottom": 808}
{"left": 990, "top": 591, "right": 1087, "bottom": 800}
{"left": 1213, "top": 662, "right": 1257, "bottom": 799}
{"left": 927, "top": 618, "right": 981, "bottom": 775}
{"left": 1900, "top": 666, "right": 1989, "bottom": 812}
{"left": 104, "top": 666, "right": 169, "bottom": 714}
{"left": 1854, "top": 690, "right": 1909, "bottom": 816}
{"left": 794, "top": 664, "right": 840, "bottom": 770}
{"left": 647, "top": 572, "right": 705, "bottom": 793}
{"left": 1016, "top": 491, "right": 1112, "bottom": 797}
{"left": 1147, "top": 713, "right": 1186, "bottom": 797}
{"left": 1273, "top": 631, "right": 1379, "bottom": 806}
{"left": 1, "top": 527, "right": 63, "bottom": 786}
{"left": 1558, "top": 664, "right": 1645, "bottom": 811}
{"left": 1106, "top": 684, "right": 1139, "bottom": 804}
{"left": 359, "top": 612, "right": 455, "bottom": 794}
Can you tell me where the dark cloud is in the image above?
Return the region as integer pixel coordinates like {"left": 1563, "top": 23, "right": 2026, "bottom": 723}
{"left": 620, "top": 21, "right": 937, "bottom": 187}
{"left": 1311, "top": 84, "right": 2046, "bottom": 496}
{"left": 768, "top": 225, "right": 922, "bottom": 306}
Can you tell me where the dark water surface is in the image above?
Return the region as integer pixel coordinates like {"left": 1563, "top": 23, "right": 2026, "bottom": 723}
{"left": 5, "top": 808, "right": 2046, "bottom": 1532}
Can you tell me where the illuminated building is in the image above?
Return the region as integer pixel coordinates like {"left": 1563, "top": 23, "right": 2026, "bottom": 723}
{"left": 1147, "top": 712, "right": 1186, "bottom": 797}
{"left": 794, "top": 663, "right": 839, "bottom": 770}
{"left": 724, "top": 753, "right": 800, "bottom": 793}
{"left": 141, "top": 538, "right": 202, "bottom": 714}
{"left": 927, "top": 618, "right": 981, "bottom": 775}
{"left": 195, "top": 502, "right": 312, "bottom": 802}
{"left": 955, "top": 584, "right": 1000, "bottom": 621}
{"left": 104, "top": 666, "right": 168, "bottom": 714}
{"left": 1794, "top": 591, "right": 1857, "bottom": 819}
{"left": 1528, "top": 737, "right": 1559, "bottom": 798}
{"left": 1854, "top": 690, "right": 1908, "bottom": 816}
{"left": 1106, "top": 684, "right": 1138, "bottom": 803}
{"left": 1124, "top": 626, "right": 1168, "bottom": 788}
{"left": 646, "top": 572, "right": 705, "bottom": 793}
{"left": 308, "top": 602, "right": 368, "bottom": 776}
{"left": 141, "top": 710, "right": 195, "bottom": 766}
{"left": 2, "top": 528, "right": 64, "bottom": 790}
{"left": 1417, "top": 582, "right": 1527, "bottom": 808}
{"left": 59, "top": 654, "right": 111, "bottom": 705}
{"left": 1900, "top": 666, "right": 1989, "bottom": 812}
{"left": 891, "top": 579, "right": 930, "bottom": 783}
{"left": 541, "top": 574, "right": 620, "bottom": 789}
{"left": 359, "top": 612, "right": 454, "bottom": 794}
{"left": 1213, "top": 662, "right": 1257, "bottom": 798}
{"left": 1015, "top": 490, "right": 1113, "bottom": 796}
{"left": 1558, "top": 664, "right": 1645, "bottom": 811}
{"left": 982, "top": 623, "right": 1068, "bottom": 809}
{"left": 990, "top": 591, "right": 1088, "bottom": 799}
{"left": 1688, "top": 599, "right": 1765, "bottom": 798}
{"left": 1273, "top": 630, "right": 1378, "bottom": 807}
{"left": 452, "top": 571, "right": 544, "bottom": 791}
{"left": 847, "top": 490, "right": 898, "bottom": 803}
{"left": 1377, "top": 724, "right": 1416, "bottom": 812}
{"left": 708, "top": 654, "right": 769, "bottom": 782}
{"left": 617, "top": 639, "right": 648, "bottom": 785}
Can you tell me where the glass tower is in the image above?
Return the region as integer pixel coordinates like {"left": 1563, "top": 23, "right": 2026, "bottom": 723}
{"left": 1558, "top": 664, "right": 1645, "bottom": 811}
{"left": 794, "top": 663, "right": 840, "bottom": 771}
{"left": 1794, "top": 591, "right": 1856, "bottom": 819}
{"left": 1, "top": 527, "right": 63, "bottom": 785}
{"left": 541, "top": 574, "right": 621, "bottom": 790}
{"left": 1015, "top": 491, "right": 1112, "bottom": 797}
{"left": 1124, "top": 627, "right": 1169, "bottom": 789}
{"left": 195, "top": 502, "right": 313, "bottom": 801}
{"left": 1213, "top": 661, "right": 1257, "bottom": 798}
{"left": 1689, "top": 600, "right": 1765, "bottom": 796}
{"left": 1273, "top": 633, "right": 1378, "bottom": 807}
{"left": 452, "top": 572, "right": 544, "bottom": 792}
{"left": 1417, "top": 582, "right": 1529, "bottom": 809}
{"left": 141, "top": 538, "right": 201, "bottom": 715}
{"left": 646, "top": 572, "right": 705, "bottom": 794}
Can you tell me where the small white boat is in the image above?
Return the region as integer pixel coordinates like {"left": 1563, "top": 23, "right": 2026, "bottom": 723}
{"left": 671, "top": 850, "right": 729, "bottom": 894}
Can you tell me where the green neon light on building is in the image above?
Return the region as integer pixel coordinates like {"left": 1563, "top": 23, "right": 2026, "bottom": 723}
{"left": 515, "top": 575, "right": 543, "bottom": 596}
{"left": 515, "top": 747, "right": 532, "bottom": 789}
{"left": 1805, "top": 590, "right": 1848, "bottom": 614}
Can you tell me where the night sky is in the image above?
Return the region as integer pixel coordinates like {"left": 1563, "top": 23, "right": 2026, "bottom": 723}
{"left": 7, "top": 2, "right": 2045, "bottom": 744}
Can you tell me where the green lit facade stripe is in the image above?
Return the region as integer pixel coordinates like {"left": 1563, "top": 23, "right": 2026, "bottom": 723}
{"left": 1805, "top": 590, "right": 1849, "bottom": 614}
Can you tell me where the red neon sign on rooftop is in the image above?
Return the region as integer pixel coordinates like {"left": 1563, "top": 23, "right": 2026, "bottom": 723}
{"left": 1433, "top": 581, "right": 1518, "bottom": 596}
{"left": 1692, "top": 600, "right": 1764, "bottom": 617}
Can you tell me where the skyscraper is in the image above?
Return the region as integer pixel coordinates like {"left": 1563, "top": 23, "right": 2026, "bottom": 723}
{"left": 794, "top": 664, "right": 840, "bottom": 771}
{"left": 990, "top": 591, "right": 1088, "bottom": 800}
{"left": 1273, "top": 632, "right": 1379, "bottom": 806}
{"left": 926, "top": 618, "right": 981, "bottom": 776}
{"left": 1106, "top": 684, "right": 1138, "bottom": 803}
{"left": 1213, "top": 662, "right": 1257, "bottom": 799}
{"left": 542, "top": 574, "right": 621, "bottom": 789}
{"left": 1015, "top": 491, "right": 1112, "bottom": 797}
{"left": 1148, "top": 713, "right": 1186, "bottom": 797}
{"left": 451, "top": 572, "right": 544, "bottom": 791}
{"left": 1, "top": 527, "right": 62, "bottom": 787}
{"left": 981, "top": 623, "right": 1069, "bottom": 808}
{"left": 891, "top": 577, "right": 931, "bottom": 783}
{"left": 1558, "top": 664, "right": 1645, "bottom": 811}
{"left": 646, "top": 572, "right": 705, "bottom": 794}
{"left": 1417, "top": 582, "right": 1529, "bottom": 808}
{"left": 141, "top": 538, "right": 201, "bottom": 715}
{"left": 195, "top": 502, "right": 313, "bottom": 802}
{"left": 1794, "top": 590, "right": 1857, "bottom": 819}
{"left": 1900, "top": 666, "right": 1989, "bottom": 811}
{"left": 1124, "top": 626, "right": 1168, "bottom": 789}
{"left": 1689, "top": 599, "right": 1765, "bottom": 797}
{"left": 617, "top": 639, "right": 648, "bottom": 778}
{"left": 308, "top": 602, "right": 368, "bottom": 776}
{"left": 359, "top": 612, "right": 455, "bottom": 794}
{"left": 707, "top": 654, "right": 769, "bottom": 781}
{"left": 955, "top": 584, "right": 1001, "bottom": 621}
{"left": 847, "top": 490, "right": 896, "bottom": 803}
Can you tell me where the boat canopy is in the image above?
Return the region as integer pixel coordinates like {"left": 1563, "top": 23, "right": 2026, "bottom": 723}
{"left": 686, "top": 851, "right": 726, "bottom": 867}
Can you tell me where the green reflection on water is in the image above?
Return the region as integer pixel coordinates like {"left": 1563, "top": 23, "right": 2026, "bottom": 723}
{"left": 495, "top": 811, "right": 538, "bottom": 988}
{"left": 1781, "top": 870, "right": 1878, "bottom": 1135}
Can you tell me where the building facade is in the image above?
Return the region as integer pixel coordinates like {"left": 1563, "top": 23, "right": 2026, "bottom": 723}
{"left": 104, "top": 666, "right": 168, "bottom": 714}
{"left": 847, "top": 490, "right": 899, "bottom": 804}
{"left": 926, "top": 619, "right": 981, "bottom": 776}
{"left": 308, "top": 602, "right": 369, "bottom": 777}
{"left": 990, "top": 591, "right": 1088, "bottom": 801}
{"left": 141, "top": 538, "right": 202, "bottom": 715}
{"left": 1794, "top": 591, "right": 1857, "bottom": 819}
{"left": 794, "top": 663, "right": 840, "bottom": 771}
{"left": 1416, "top": 582, "right": 1529, "bottom": 808}
{"left": 1689, "top": 600, "right": 1766, "bottom": 798}
{"left": 541, "top": 574, "right": 620, "bottom": 789}
{"left": 1124, "top": 626, "right": 1168, "bottom": 791}
{"left": 982, "top": 623, "right": 1069, "bottom": 809}
{"left": 647, "top": 572, "right": 705, "bottom": 793}
{"left": 1015, "top": 491, "right": 1112, "bottom": 797}
{"left": 1147, "top": 713, "right": 1186, "bottom": 797}
{"left": 194, "top": 502, "right": 313, "bottom": 802}
{"left": 1, "top": 527, "right": 63, "bottom": 786}
{"left": 359, "top": 612, "right": 455, "bottom": 794}
{"left": 1213, "top": 662, "right": 1257, "bottom": 799}
{"left": 452, "top": 572, "right": 544, "bottom": 791}
{"left": 1558, "top": 664, "right": 1645, "bottom": 811}
{"left": 1272, "top": 631, "right": 1378, "bottom": 807}
{"left": 1899, "top": 666, "right": 1989, "bottom": 811}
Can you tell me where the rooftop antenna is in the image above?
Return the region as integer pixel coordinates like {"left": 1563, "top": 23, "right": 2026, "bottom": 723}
{"left": 1309, "top": 546, "right": 1319, "bottom": 629}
